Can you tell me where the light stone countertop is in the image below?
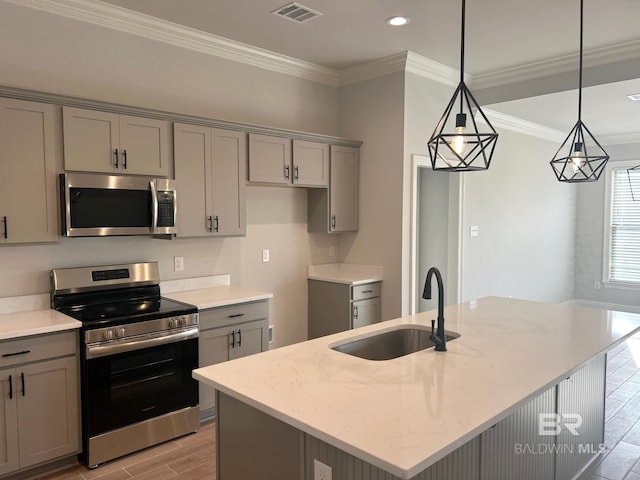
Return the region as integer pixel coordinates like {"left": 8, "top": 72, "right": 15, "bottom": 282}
{"left": 0, "top": 309, "right": 82, "bottom": 341}
{"left": 193, "top": 296, "right": 640, "bottom": 479}
{"left": 164, "top": 286, "right": 273, "bottom": 310}
{"left": 307, "top": 263, "right": 383, "bottom": 285}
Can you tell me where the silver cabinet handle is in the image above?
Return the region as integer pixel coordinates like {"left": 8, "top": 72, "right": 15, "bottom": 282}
{"left": 362, "top": 290, "right": 374, "bottom": 294}
{"left": 331, "top": 215, "right": 336, "bottom": 229}
{"left": 114, "top": 148, "right": 119, "bottom": 168}
{"left": 214, "top": 215, "right": 219, "bottom": 233}
{"left": 150, "top": 180, "right": 158, "bottom": 232}
{"left": 284, "top": 164, "right": 290, "bottom": 180}
{"left": 353, "top": 304, "right": 359, "bottom": 319}
{"left": 208, "top": 215, "right": 213, "bottom": 232}
{"left": 294, "top": 165, "right": 299, "bottom": 180}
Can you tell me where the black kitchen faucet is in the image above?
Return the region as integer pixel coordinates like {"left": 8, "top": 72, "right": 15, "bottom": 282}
{"left": 422, "top": 266, "right": 447, "bottom": 352}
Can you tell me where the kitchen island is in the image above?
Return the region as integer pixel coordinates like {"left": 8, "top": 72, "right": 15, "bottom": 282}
{"left": 193, "top": 297, "right": 640, "bottom": 480}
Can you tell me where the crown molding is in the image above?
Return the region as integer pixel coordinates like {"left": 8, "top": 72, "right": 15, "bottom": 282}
{"left": 405, "top": 51, "right": 471, "bottom": 87}
{"left": 599, "top": 132, "right": 640, "bottom": 146}
{"left": 478, "top": 109, "right": 566, "bottom": 142}
{"left": 471, "top": 39, "right": 640, "bottom": 90}
{"left": 6, "top": 0, "right": 341, "bottom": 87}
{"left": 339, "top": 52, "right": 408, "bottom": 86}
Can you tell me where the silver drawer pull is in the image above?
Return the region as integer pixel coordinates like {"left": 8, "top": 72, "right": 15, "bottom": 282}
{"left": 2, "top": 350, "right": 31, "bottom": 358}
{"left": 361, "top": 290, "right": 374, "bottom": 294}
{"left": 228, "top": 313, "right": 245, "bottom": 318}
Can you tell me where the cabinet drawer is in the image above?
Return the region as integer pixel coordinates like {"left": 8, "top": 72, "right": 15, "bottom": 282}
{"left": 0, "top": 331, "right": 77, "bottom": 368}
{"left": 352, "top": 283, "right": 380, "bottom": 301}
{"left": 200, "top": 300, "right": 269, "bottom": 331}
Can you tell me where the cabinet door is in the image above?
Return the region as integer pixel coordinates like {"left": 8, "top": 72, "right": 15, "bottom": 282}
{"left": 174, "top": 123, "right": 213, "bottom": 237}
{"left": 329, "top": 146, "right": 359, "bottom": 232}
{"left": 0, "top": 98, "right": 58, "bottom": 244}
{"left": 16, "top": 357, "right": 79, "bottom": 469}
{"left": 0, "top": 369, "right": 18, "bottom": 477}
{"left": 198, "top": 327, "right": 232, "bottom": 411}
{"left": 62, "top": 107, "right": 119, "bottom": 173}
{"left": 229, "top": 320, "right": 267, "bottom": 361}
{"left": 292, "top": 140, "right": 329, "bottom": 187}
{"left": 351, "top": 297, "right": 380, "bottom": 329}
{"left": 119, "top": 115, "right": 170, "bottom": 177}
{"left": 248, "top": 133, "right": 291, "bottom": 184}
{"left": 211, "top": 129, "right": 247, "bottom": 236}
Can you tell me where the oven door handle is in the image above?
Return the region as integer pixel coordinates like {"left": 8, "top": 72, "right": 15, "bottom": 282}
{"left": 86, "top": 327, "right": 198, "bottom": 359}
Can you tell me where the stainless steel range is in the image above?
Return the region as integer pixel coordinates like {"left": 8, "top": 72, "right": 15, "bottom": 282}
{"left": 50, "top": 262, "right": 199, "bottom": 468}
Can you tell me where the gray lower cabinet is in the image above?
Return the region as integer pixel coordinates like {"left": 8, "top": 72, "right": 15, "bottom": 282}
{"left": 308, "top": 280, "right": 381, "bottom": 339}
{"left": 0, "top": 331, "right": 80, "bottom": 477}
{"left": 199, "top": 301, "right": 269, "bottom": 414}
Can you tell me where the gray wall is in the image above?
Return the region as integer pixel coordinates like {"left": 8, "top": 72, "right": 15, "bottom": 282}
{"left": 460, "top": 129, "right": 576, "bottom": 303}
{"left": 0, "top": 2, "right": 341, "bottom": 347}
{"left": 403, "top": 73, "right": 460, "bottom": 314}
{"left": 337, "top": 72, "right": 406, "bottom": 320}
{"left": 574, "top": 144, "right": 640, "bottom": 308}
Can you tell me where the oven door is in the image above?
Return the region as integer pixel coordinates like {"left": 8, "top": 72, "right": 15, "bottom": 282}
{"left": 84, "top": 336, "right": 198, "bottom": 437}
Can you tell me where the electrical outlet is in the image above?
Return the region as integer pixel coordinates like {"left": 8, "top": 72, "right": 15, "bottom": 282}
{"left": 262, "top": 249, "right": 270, "bottom": 263}
{"left": 268, "top": 325, "right": 274, "bottom": 344}
{"left": 313, "top": 459, "right": 332, "bottom": 480}
{"left": 594, "top": 280, "right": 601, "bottom": 290}
{"left": 173, "top": 256, "right": 184, "bottom": 272}
{"left": 470, "top": 225, "right": 479, "bottom": 237}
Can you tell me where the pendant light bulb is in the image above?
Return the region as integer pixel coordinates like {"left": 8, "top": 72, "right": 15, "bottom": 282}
{"left": 452, "top": 113, "right": 467, "bottom": 156}
{"left": 570, "top": 142, "right": 585, "bottom": 172}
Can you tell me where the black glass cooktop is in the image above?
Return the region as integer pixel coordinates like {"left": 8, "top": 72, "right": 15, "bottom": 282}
{"left": 53, "top": 285, "right": 196, "bottom": 329}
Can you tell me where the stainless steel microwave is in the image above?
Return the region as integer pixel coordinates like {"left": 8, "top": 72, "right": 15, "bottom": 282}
{"left": 60, "top": 173, "right": 177, "bottom": 237}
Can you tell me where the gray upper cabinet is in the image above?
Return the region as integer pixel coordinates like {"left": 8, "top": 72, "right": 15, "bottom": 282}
{"left": 62, "top": 106, "right": 170, "bottom": 177}
{"left": 174, "top": 123, "right": 246, "bottom": 237}
{"left": 307, "top": 145, "right": 359, "bottom": 234}
{"left": 249, "top": 134, "right": 329, "bottom": 187}
{"left": 292, "top": 140, "right": 329, "bottom": 187}
{"left": 0, "top": 98, "right": 58, "bottom": 244}
{"left": 329, "top": 145, "right": 359, "bottom": 232}
{"left": 248, "top": 133, "right": 292, "bottom": 185}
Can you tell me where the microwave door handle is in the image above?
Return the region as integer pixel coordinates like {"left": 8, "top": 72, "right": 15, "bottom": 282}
{"left": 150, "top": 180, "right": 158, "bottom": 232}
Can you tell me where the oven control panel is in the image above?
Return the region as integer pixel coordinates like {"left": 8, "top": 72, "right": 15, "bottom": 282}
{"left": 85, "top": 313, "right": 199, "bottom": 345}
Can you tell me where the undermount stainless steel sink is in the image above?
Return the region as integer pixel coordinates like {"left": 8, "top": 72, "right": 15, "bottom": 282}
{"left": 331, "top": 326, "right": 460, "bottom": 361}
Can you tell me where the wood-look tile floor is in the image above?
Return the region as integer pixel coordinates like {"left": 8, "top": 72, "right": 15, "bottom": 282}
{"left": 38, "top": 421, "right": 216, "bottom": 480}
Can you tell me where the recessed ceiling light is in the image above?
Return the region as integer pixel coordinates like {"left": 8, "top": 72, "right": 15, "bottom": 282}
{"left": 386, "top": 16, "right": 410, "bottom": 26}
{"left": 627, "top": 93, "right": 640, "bottom": 101}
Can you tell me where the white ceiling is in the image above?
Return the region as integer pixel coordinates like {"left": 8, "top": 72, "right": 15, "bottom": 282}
{"left": 100, "top": 0, "right": 639, "bottom": 73}
{"left": 97, "top": 0, "right": 640, "bottom": 138}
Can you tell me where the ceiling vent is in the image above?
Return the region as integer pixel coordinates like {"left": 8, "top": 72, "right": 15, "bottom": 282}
{"left": 272, "top": 3, "right": 322, "bottom": 23}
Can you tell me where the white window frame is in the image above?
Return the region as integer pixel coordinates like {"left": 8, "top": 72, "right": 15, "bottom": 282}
{"left": 602, "top": 159, "right": 640, "bottom": 290}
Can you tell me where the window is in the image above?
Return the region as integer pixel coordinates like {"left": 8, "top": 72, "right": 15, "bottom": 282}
{"left": 604, "top": 161, "right": 640, "bottom": 285}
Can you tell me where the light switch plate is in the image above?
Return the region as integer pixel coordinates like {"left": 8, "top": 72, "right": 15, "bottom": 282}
{"left": 470, "top": 225, "right": 479, "bottom": 237}
{"left": 173, "top": 256, "right": 184, "bottom": 272}
{"left": 262, "top": 249, "right": 270, "bottom": 263}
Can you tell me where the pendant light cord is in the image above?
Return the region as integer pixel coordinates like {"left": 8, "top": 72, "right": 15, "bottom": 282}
{"left": 459, "top": 0, "right": 466, "bottom": 114}
{"left": 578, "top": 0, "right": 583, "bottom": 122}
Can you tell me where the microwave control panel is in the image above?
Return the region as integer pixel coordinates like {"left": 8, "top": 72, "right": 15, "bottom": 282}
{"left": 157, "top": 191, "right": 175, "bottom": 227}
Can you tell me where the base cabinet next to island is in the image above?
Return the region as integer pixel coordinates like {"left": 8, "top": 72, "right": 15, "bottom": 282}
{"left": 214, "top": 354, "right": 606, "bottom": 480}
{"left": 199, "top": 300, "right": 269, "bottom": 417}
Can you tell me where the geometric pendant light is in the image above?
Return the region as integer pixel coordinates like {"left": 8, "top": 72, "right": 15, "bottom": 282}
{"left": 427, "top": 0, "right": 498, "bottom": 172}
{"left": 549, "top": 0, "right": 609, "bottom": 182}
